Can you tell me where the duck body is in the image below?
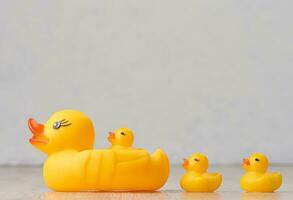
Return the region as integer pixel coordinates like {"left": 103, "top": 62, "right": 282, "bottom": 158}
{"left": 240, "top": 171, "right": 282, "bottom": 192}
{"left": 28, "top": 110, "right": 169, "bottom": 191}
{"left": 180, "top": 153, "right": 222, "bottom": 192}
{"left": 240, "top": 152, "right": 282, "bottom": 192}
{"left": 44, "top": 148, "right": 169, "bottom": 191}
{"left": 180, "top": 171, "right": 222, "bottom": 192}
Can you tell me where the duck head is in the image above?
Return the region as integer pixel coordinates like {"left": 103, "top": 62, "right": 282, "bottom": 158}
{"left": 28, "top": 110, "right": 95, "bottom": 155}
{"left": 108, "top": 127, "right": 134, "bottom": 147}
{"left": 182, "top": 152, "right": 208, "bottom": 173}
{"left": 242, "top": 152, "right": 268, "bottom": 173}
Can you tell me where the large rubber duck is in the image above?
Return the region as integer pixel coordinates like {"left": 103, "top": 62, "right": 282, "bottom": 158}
{"left": 240, "top": 152, "right": 282, "bottom": 192}
{"left": 28, "top": 110, "right": 169, "bottom": 191}
{"left": 108, "top": 127, "right": 134, "bottom": 149}
{"left": 180, "top": 152, "right": 222, "bottom": 192}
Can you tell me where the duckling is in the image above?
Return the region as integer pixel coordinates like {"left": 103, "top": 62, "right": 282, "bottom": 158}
{"left": 240, "top": 152, "right": 282, "bottom": 192}
{"left": 108, "top": 127, "right": 134, "bottom": 149}
{"left": 180, "top": 152, "right": 222, "bottom": 192}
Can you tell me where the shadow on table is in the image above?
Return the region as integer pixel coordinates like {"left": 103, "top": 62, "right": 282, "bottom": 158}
{"left": 241, "top": 192, "right": 281, "bottom": 200}
{"left": 41, "top": 190, "right": 223, "bottom": 200}
{"left": 42, "top": 191, "right": 169, "bottom": 200}
{"left": 179, "top": 192, "right": 222, "bottom": 200}
{"left": 41, "top": 190, "right": 283, "bottom": 200}
{"left": 41, "top": 190, "right": 226, "bottom": 200}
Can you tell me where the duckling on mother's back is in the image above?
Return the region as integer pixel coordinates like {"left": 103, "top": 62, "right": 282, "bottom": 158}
{"left": 108, "top": 127, "right": 134, "bottom": 149}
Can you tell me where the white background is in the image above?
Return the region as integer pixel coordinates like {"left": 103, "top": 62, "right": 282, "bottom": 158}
{"left": 0, "top": 0, "right": 292, "bottom": 165}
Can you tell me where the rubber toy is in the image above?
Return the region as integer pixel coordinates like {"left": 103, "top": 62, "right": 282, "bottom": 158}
{"left": 28, "top": 110, "right": 169, "bottom": 191}
{"left": 108, "top": 128, "right": 134, "bottom": 149}
{"left": 180, "top": 152, "right": 222, "bottom": 192}
{"left": 240, "top": 152, "right": 282, "bottom": 192}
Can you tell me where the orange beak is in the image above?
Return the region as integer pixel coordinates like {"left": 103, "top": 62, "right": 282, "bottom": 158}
{"left": 182, "top": 158, "right": 189, "bottom": 168}
{"left": 28, "top": 118, "right": 48, "bottom": 144}
{"left": 108, "top": 132, "right": 115, "bottom": 142}
{"left": 28, "top": 118, "right": 44, "bottom": 135}
{"left": 242, "top": 158, "right": 250, "bottom": 166}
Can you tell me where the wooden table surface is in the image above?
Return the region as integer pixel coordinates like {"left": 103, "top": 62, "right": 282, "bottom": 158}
{"left": 2, "top": 165, "right": 293, "bottom": 200}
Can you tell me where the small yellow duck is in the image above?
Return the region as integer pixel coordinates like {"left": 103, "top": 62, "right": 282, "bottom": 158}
{"left": 240, "top": 152, "right": 282, "bottom": 192}
{"left": 28, "top": 110, "right": 169, "bottom": 191}
{"left": 108, "top": 128, "right": 134, "bottom": 149}
{"left": 180, "top": 152, "right": 222, "bottom": 192}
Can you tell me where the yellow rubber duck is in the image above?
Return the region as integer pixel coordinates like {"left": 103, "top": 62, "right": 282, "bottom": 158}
{"left": 180, "top": 152, "right": 222, "bottom": 192}
{"left": 240, "top": 152, "right": 282, "bottom": 192}
{"left": 108, "top": 128, "right": 134, "bottom": 149}
{"left": 28, "top": 110, "right": 169, "bottom": 191}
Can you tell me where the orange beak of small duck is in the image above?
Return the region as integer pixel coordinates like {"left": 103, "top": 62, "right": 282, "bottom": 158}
{"left": 242, "top": 158, "right": 250, "bottom": 167}
{"left": 108, "top": 132, "right": 115, "bottom": 142}
{"left": 28, "top": 118, "right": 48, "bottom": 144}
{"left": 182, "top": 158, "right": 189, "bottom": 169}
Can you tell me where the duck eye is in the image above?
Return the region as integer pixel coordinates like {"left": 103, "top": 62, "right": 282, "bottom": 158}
{"left": 194, "top": 158, "right": 200, "bottom": 162}
{"left": 255, "top": 158, "right": 260, "bottom": 162}
{"left": 53, "top": 121, "right": 61, "bottom": 129}
{"left": 121, "top": 132, "right": 126, "bottom": 136}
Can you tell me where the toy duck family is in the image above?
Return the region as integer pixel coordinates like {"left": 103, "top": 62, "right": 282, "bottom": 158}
{"left": 28, "top": 110, "right": 282, "bottom": 192}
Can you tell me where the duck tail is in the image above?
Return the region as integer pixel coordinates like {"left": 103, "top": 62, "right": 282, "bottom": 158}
{"left": 271, "top": 172, "right": 282, "bottom": 191}
{"left": 211, "top": 173, "right": 222, "bottom": 191}
{"left": 148, "top": 148, "right": 170, "bottom": 190}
